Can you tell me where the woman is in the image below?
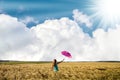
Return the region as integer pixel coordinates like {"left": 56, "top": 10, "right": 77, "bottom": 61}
{"left": 52, "top": 59, "right": 64, "bottom": 72}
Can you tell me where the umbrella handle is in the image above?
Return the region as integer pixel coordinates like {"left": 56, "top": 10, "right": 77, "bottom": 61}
{"left": 62, "top": 58, "right": 65, "bottom": 62}
{"left": 62, "top": 58, "right": 65, "bottom": 61}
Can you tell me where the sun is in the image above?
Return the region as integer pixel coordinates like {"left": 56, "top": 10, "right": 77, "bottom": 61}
{"left": 97, "top": 0, "right": 120, "bottom": 18}
{"left": 90, "top": 0, "right": 120, "bottom": 28}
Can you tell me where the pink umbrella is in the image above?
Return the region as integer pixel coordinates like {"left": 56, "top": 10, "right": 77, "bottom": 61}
{"left": 61, "top": 51, "right": 72, "bottom": 58}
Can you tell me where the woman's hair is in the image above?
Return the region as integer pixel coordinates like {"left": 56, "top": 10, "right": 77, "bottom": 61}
{"left": 53, "top": 59, "right": 57, "bottom": 66}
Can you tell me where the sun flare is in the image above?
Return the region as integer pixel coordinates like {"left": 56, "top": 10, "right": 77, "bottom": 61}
{"left": 91, "top": 0, "right": 120, "bottom": 28}
{"left": 98, "top": 0, "right": 120, "bottom": 16}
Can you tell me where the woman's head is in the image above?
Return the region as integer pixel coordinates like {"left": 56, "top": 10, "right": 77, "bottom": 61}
{"left": 53, "top": 59, "right": 57, "bottom": 64}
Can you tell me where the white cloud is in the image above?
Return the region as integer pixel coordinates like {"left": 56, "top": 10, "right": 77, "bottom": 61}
{"left": 73, "top": 9, "right": 92, "bottom": 27}
{"left": 18, "top": 6, "right": 24, "bottom": 11}
{"left": 18, "top": 6, "right": 26, "bottom": 13}
{"left": 92, "top": 26, "right": 120, "bottom": 61}
{"left": 0, "top": 14, "right": 36, "bottom": 60}
{"left": 31, "top": 17, "right": 90, "bottom": 61}
{"left": 0, "top": 10, "right": 120, "bottom": 61}
{"left": 20, "top": 16, "right": 39, "bottom": 25}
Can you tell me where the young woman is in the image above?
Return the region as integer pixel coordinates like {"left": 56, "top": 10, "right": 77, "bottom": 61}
{"left": 52, "top": 59, "right": 64, "bottom": 72}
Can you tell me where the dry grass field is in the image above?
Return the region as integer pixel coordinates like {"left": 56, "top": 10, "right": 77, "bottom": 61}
{"left": 0, "top": 62, "right": 120, "bottom": 80}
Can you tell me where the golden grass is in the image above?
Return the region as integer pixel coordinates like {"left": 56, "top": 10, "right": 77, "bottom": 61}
{"left": 0, "top": 62, "right": 120, "bottom": 80}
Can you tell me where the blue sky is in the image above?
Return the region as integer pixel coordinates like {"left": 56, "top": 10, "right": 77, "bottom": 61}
{"left": 0, "top": 0, "right": 90, "bottom": 18}
{"left": 0, "top": 0, "right": 120, "bottom": 61}
{"left": 0, "top": 0, "right": 92, "bottom": 22}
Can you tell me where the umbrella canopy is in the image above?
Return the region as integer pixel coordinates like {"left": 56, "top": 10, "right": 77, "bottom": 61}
{"left": 61, "top": 51, "right": 72, "bottom": 58}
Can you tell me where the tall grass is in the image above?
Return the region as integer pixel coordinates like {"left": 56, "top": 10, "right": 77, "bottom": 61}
{"left": 0, "top": 62, "right": 120, "bottom": 80}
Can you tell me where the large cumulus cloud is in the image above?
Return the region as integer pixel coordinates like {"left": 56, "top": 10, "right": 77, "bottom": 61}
{"left": 31, "top": 17, "right": 91, "bottom": 61}
{"left": 0, "top": 14, "right": 35, "bottom": 60}
{"left": 0, "top": 9, "right": 120, "bottom": 61}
